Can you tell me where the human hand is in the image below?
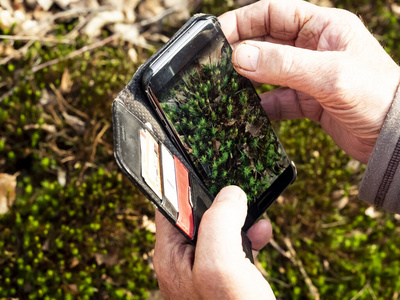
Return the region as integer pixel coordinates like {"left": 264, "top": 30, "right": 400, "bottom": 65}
{"left": 153, "top": 186, "right": 275, "bottom": 299}
{"left": 219, "top": 0, "right": 400, "bottom": 163}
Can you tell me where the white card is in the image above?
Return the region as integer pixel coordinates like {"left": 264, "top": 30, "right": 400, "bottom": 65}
{"left": 161, "top": 144, "right": 179, "bottom": 211}
{"left": 140, "top": 129, "right": 162, "bottom": 199}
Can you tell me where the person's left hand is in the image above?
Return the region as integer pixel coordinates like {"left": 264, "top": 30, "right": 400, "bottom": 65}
{"left": 153, "top": 186, "right": 275, "bottom": 299}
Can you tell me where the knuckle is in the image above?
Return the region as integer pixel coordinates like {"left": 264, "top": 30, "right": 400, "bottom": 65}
{"left": 280, "top": 46, "right": 296, "bottom": 85}
{"left": 334, "top": 8, "right": 363, "bottom": 27}
{"left": 262, "top": 45, "right": 293, "bottom": 85}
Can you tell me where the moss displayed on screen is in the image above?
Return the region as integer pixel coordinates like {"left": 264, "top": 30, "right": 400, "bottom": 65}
{"left": 157, "top": 37, "right": 289, "bottom": 202}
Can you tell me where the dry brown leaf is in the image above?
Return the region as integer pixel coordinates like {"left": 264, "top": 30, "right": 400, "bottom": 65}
{"left": 37, "top": 0, "right": 53, "bottom": 11}
{"left": 163, "top": 0, "right": 195, "bottom": 27}
{"left": 245, "top": 121, "right": 263, "bottom": 137}
{"left": 62, "top": 111, "right": 85, "bottom": 134}
{"left": 110, "top": 23, "right": 143, "bottom": 44}
{"left": 0, "top": 43, "right": 20, "bottom": 58}
{"left": 68, "top": 284, "right": 79, "bottom": 294}
{"left": 82, "top": 10, "right": 124, "bottom": 38}
{"left": 69, "top": 257, "right": 79, "bottom": 268}
{"left": 128, "top": 48, "right": 137, "bottom": 63}
{"left": 212, "top": 138, "right": 221, "bottom": 155}
{"left": 241, "top": 143, "right": 254, "bottom": 160}
{"left": 392, "top": 4, "right": 400, "bottom": 16}
{"left": 100, "top": 0, "right": 140, "bottom": 23}
{"left": 54, "top": 0, "right": 78, "bottom": 10}
{"left": 0, "top": 173, "right": 17, "bottom": 215}
{"left": 60, "top": 69, "right": 72, "bottom": 93}
{"left": 0, "top": 0, "right": 13, "bottom": 11}
{"left": 94, "top": 252, "right": 119, "bottom": 266}
{"left": 70, "top": 0, "right": 99, "bottom": 9}
{"left": 42, "top": 238, "right": 50, "bottom": 251}
{"left": 335, "top": 196, "right": 348, "bottom": 210}
{"left": 213, "top": 95, "right": 221, "bottom": 103}
{"left": 227, "top": 119, "right": 236, "bottom": 126}
{"left": 0, "top": 9, "right": 15, "bottom": 29}
{"left": 32, "top": 7, "right": 48, "bottom": 20}
{"left": 137, "top": 0, "right": 164, "bottom": 19}
{"left": 38, "top": 89, "right": 57, "bottom": 107}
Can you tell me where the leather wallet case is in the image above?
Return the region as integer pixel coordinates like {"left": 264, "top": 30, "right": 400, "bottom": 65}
{"left": 112, "top": 14, "right": 253, "bottom": 262}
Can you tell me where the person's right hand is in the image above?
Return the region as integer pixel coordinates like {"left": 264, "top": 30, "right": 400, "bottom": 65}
{"left": 219, "top": 0, "right": 400, "bottom": 163}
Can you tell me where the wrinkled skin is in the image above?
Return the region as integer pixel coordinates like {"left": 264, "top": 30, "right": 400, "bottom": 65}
{"left": 154, "top": 186, "right": 274, "bottom": 299}
{"left": 220, "top": 0, "right": 400, "bottom": 163}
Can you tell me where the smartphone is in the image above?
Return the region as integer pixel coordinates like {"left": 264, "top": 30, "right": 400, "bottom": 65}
{"left": 142, "top": 15, "right": 296, "bottom": 229}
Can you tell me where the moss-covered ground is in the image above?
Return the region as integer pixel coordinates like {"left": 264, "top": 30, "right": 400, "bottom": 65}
{"left": 0, "top": 0, "right": 400, "bottom": 299}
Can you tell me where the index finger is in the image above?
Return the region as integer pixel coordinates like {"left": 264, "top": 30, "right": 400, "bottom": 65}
{"left": 218, "top": 0, "right": 319, "bottom": 45}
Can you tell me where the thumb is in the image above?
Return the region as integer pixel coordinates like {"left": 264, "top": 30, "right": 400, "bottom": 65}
{"left": 196, "top": 185, "right": 248, "bottom": 261}
{"left": 232, "top": 41, "right": 337, "bottom": 98}
{"left": 193, "top": 187, "right": 276, "bottom": 299}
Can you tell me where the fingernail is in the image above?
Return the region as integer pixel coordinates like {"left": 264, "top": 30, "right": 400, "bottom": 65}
{"left": 234, "top": 43, "right": 260, "bottom": 71}
{"left": 215, "top": 186, "right": 246, "bottom": 204}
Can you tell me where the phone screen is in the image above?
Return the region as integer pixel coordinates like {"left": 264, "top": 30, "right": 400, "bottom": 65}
{"left": 150, "top": 24, "right": 290, "bottom": 202}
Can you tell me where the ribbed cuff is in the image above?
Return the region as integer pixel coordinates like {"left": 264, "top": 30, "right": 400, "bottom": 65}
{"left": 359, "top": 83, "right": 400, "bottom": 213}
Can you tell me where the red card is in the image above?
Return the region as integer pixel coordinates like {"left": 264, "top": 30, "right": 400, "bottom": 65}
{"left": 174, "top": 156, "right": 194, "bottom": 238}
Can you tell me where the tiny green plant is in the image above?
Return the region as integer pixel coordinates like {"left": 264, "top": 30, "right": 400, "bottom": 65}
{"left": 159, "top": 39, "right": 288, "bottom": 202}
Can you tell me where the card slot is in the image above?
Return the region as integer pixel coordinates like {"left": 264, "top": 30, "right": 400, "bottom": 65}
{"left": 174, "top": 155, "right": 194, "bottom": 239}
{"left": 140, "top": 128, "right": 181, "bottom": 221}
{"left": 160, "top": 145, "right": 179, "bottom": 212}
{"left": 113, "top": 102, "right": 178, "bottom": 221}
{"left": 114, "top": 100, "right": 214, "bottom": 241}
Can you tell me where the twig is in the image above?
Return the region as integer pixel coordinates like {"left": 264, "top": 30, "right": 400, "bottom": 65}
{"left": 0, "top": 35, "right": 73, "bottom": 44}
{"left": 283, "top": 238, "right": 320, "bottom": 300}
{"left": 90, "top": 123, "right": 110, "bottom": 161}
{"left": 31, "top": 34, "right": 117, "bottom": 73}
{"left": 367, "top": 283, "right": 377, "bottom": 300}
{"left": 350, "top": 283, "right": 369, "bottom": 300}
{"left": 49, "top": 6, "right": 113, "bottom": 22}
{"left": 0, "top": 6, "right": 113, "bottom": 66}
{"left": 0, "top": 40, "right": 34, "bottom": 65}
{"left": 0, "top": 86, "right": 16, "bottom": 103}
{"left": 1, "top": 27, "right": 117, "bottom": 101}
{"left": 269, "top": 238, "right": 291, "bottom": 259}
{"left": 139, "top": 7, "right": 177, "bottom": 27}
{"left": 49, "top": 83, "right": 89, "bottom": 119}
{"left": 321, "top": 220, "right": 346, "bottom": 228}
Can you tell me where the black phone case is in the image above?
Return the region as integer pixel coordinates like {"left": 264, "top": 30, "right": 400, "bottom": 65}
{"left": 112, "top": 14, "right": 254, "bottom": 262}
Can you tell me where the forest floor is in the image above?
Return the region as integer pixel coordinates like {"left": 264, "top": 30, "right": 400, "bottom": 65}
{"left": 1, "top": 0, "right": 400, "bottom": 299}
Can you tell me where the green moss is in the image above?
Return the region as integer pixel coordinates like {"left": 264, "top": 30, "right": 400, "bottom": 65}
{"left": 1, "top": 1, "right": 400, "bottom": 299}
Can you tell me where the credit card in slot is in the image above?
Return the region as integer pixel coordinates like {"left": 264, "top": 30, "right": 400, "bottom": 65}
{"left": 140, "top": 129, "right": 163, "bottom": 199}
{"left": 174, "top": 155, "right": 194, "bottom": 238}
{"left": 161, "top": 144, "right": 179, "bottom": 212}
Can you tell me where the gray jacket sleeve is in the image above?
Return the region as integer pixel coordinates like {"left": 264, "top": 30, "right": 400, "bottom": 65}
{"left": 359, "top": 84, "right": 400, "bottom": 213}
